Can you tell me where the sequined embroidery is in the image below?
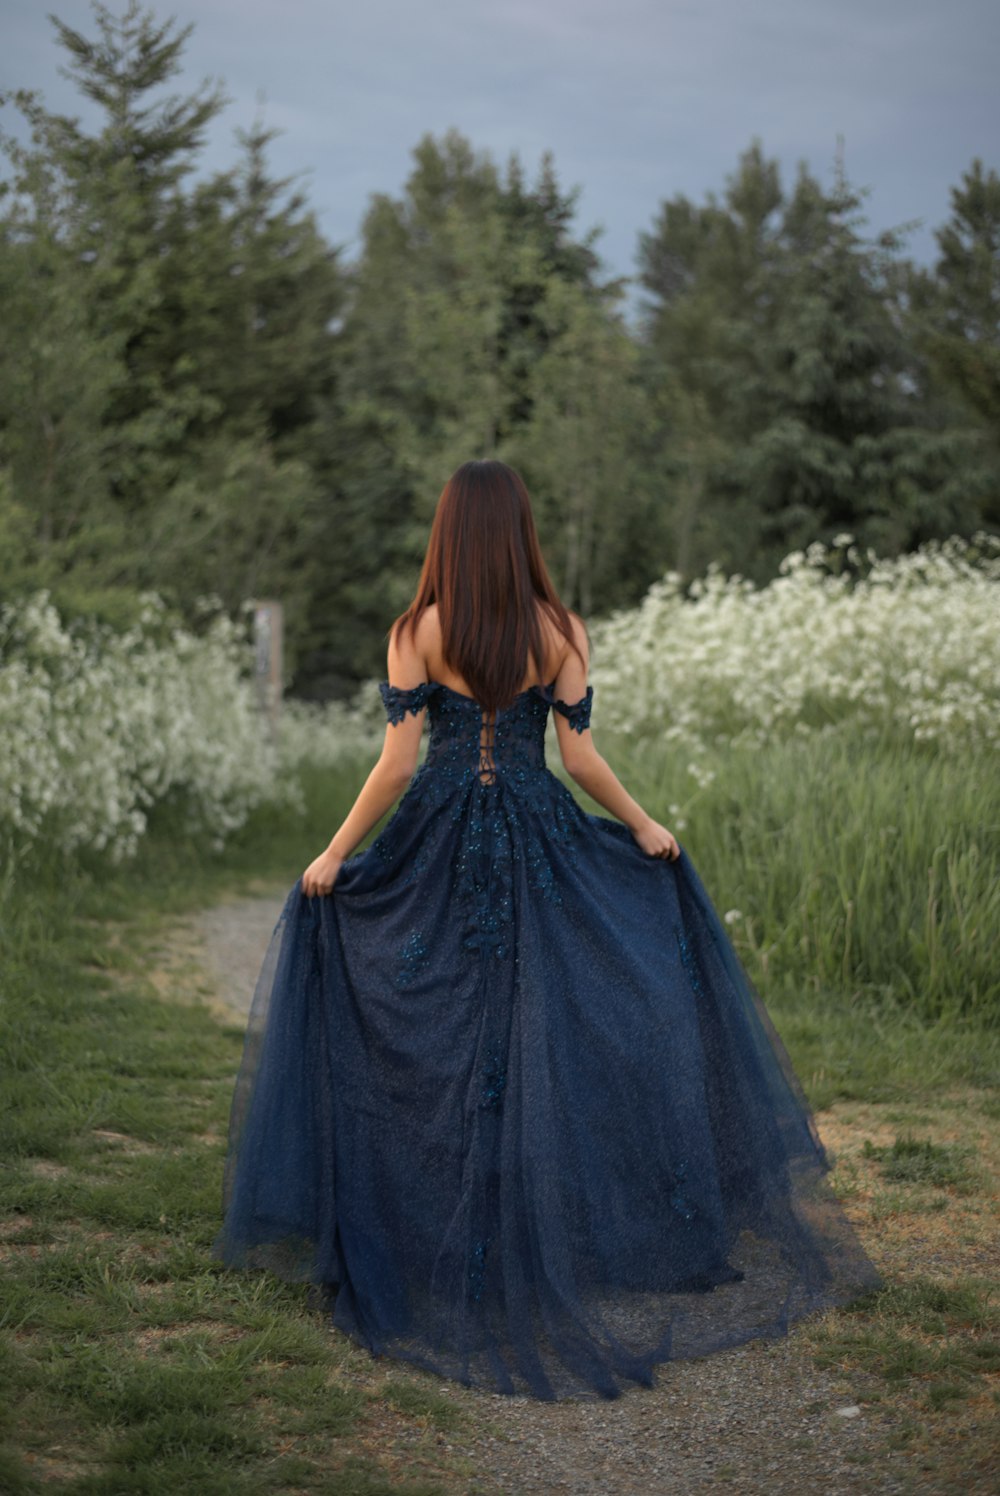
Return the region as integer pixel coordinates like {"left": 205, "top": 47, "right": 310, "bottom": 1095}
{"left": 379, "top": 680, "right": 434, "bottom": 724}
{"left": 373, "top": 680, "right": 593, "bottom": 978}
{"left": 537, "top": 681, "right": 594, "bottom": 733}
{"left": 468, "top": 1235, "right": 491, "bottom": 1301}
{"left": 668, "top": 1159, "right": 697, "bottom": 1220}
{"left": 676, "top": 924, "right": 704, "bottom": 999}
{"left": 478, "top": 1049, "right": 507, "bottom": 1111}
{"left": 396, "top": 929, "right": 431, "bottom": 988}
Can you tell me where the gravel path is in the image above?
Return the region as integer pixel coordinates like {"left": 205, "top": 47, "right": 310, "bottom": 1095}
{"left": 435, "top": 1340, "right": 908, "bottom": 1496}
{"left": 188, "top": 887, "right": 289, "bottom": 1017}
{"left": 179, "top": 889, "right": 915, "bottom": 1496}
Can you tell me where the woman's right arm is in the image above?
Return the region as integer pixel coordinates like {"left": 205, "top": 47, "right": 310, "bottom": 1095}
{"left": 552, "top": 614, "right": 680, "bottom": 861}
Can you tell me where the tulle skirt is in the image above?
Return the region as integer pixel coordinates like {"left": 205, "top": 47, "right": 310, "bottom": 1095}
{"left": 211, "top": 792, "right": 883, "bottom": 1401}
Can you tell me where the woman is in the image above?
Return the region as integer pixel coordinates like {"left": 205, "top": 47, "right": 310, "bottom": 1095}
{"left": 211, "top": 459, "right": 882, "bottom": 1402}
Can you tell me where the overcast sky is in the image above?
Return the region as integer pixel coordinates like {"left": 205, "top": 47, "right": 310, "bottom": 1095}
{"left": 3, "top": 0, "right": 997, "bottom": 324}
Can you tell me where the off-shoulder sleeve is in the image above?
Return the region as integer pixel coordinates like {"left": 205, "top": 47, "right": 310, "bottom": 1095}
{"left": 537, "top": 682, "right": 594, "bottom": 733}
{"left": 378, "top": 679, "right": 434, "bottom": 725}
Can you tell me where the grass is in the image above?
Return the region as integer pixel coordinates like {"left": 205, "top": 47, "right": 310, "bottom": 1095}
{"left": 1, "top": 763, "right": 488, "bottom": 1494}
{"left": 1, "top": 728, "right": 998, "bottom": 1491}
{"left": 795, "top": 1092, "right": 999, "bottom": 1493}
{"left": 861, "top": 1134, "right": 981, "bottom": 1192}
{"left": 598, "top": 722, "right": 1000, "bottom": 1031}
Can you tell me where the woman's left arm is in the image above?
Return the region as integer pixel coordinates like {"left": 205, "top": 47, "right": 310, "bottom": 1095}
{"left": 301, "top": 629, "right": 429, "bottom": 895}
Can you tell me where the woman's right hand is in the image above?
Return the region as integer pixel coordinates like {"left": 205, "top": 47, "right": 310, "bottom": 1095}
{"left": 630, "top": 814, "right": 681, "bottom": 861}
{"left": 301, "top": 846, "right": 344, "bottom": 896}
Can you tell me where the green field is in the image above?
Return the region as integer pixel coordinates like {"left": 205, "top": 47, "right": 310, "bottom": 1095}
{"left": 1, "top": 733, "right": 997, "bottom": 1493}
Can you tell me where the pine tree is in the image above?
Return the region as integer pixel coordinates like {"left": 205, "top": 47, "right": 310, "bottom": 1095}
{"left": 39, "top": 1, "right": 230, "bottom": 504}
{"left": 906, "top": 158, "right": 1000, "bottom": 527}
{"left": 0, "top": 4, "right": 345, "bottom": 668}
{"left": 509, "top": 278, "right": 659, "bottom": 614}
{"left": 920, "top": 159, "right": 1000, "bottom": 426}
{"left": 742, "top": 147, "right": 983, "bottom": 561}
{"left": 0, "top": 116, "right": 124, "bottom": 603}
{"left": 637, "top": 140, "right": 982, "bottom": 579}
{"left": 636, "top": 140, "right": 785, "bottom": 578}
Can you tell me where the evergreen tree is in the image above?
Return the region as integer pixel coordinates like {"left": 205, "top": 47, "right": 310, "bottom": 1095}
{"left": 0, "top": 6, "right": 346, "bottom": 673}
{"left": 140, "top": 114, "right": 346, "bottom": 675}
{"left": 636, "top": 141, "right": 786, "bottom": 578}
{"left": 637, "top": 140, "right": 981, "bottom": 579}
{"left": 38, "top": 1, "right": 230, "bottom": 506}
{"left": 149, "top": 114, "right": 344, "bottom": 453}
{"left": 918, "top": 159, "right": 1000, "bottom": 427}
{"left": 746, "top": 149, "right": 982, "bottom": 561}
{"left": 509, "top": 278, "right": 661, "bottom": 614}
{"left": 906, "top": 158, "right": 1000, "bottom": 526}
{"left": 0, "top": 101, "right": 124, "bottom": 602}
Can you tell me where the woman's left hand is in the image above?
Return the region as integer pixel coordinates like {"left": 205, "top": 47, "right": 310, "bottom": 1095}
{"left": 302, "top": 847, "right": 344, "bottom": 896}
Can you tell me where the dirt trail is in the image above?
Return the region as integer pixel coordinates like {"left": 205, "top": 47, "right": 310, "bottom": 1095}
{"left": 198, "top": 890, "right": 288, "bottom": 1014}
{"left": 157, "top": 888, "right": 994, "bottom": 1495}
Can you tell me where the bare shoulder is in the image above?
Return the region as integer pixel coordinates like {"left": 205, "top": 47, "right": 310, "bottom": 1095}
{"left": 567, "top": 608, "right": 589, "bottom": 646}
{"left": 550, "top": 607, "right": 590, "bottom": 702}
{"left": 563, "top": 609, "right": 590, "bottom": 668}
{"left": 412, "top": 605, "right": 441, "bottom": 662}
{"left": 387, "top": 607, "right": 432, "bottom": 687}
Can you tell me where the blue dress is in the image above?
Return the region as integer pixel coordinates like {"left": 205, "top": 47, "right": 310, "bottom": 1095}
{"left": 211, "top": 678, "right": 882, "bottom": 1401}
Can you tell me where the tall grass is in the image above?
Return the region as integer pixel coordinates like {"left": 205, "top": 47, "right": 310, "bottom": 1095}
{"left": 599, "top": 724, "right": 999, "bottom": 1028}
{"left": 570, "top": 723, "right": 1000, "bottom": 1110}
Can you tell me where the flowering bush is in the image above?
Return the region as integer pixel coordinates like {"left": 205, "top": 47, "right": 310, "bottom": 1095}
{"left": 0, "top": 593, "right": 284, "bottom": 862}
{"left": 275, "top": 683, "right": 385, "bottom": 774}
{"left": 587, "top": 532, "right": 1000, "bottom": 756}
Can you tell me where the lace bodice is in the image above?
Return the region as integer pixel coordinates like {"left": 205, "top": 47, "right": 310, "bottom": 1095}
{"left": 370, "top": 674, "right": 598, "bottom": 989}
{"left": 378, "top": 678, "right": 593, "bottom": 786}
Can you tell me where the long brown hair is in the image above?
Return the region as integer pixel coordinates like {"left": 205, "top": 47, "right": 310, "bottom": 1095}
{"left": 388, "top": 460, "right": 587, "bottom": 713}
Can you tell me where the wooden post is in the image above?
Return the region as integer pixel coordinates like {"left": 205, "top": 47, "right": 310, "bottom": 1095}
{"left": 252, "top": 600, "right": 283, "bottom": 742}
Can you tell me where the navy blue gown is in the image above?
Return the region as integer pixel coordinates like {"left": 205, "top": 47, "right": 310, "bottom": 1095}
{"left": 211, "top": 678, "right": 882, "bottom": 1401}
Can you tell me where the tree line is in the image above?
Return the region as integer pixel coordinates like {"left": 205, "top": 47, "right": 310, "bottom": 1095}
{"left": 1, "top": 1, "right": 997, "bottom": 698}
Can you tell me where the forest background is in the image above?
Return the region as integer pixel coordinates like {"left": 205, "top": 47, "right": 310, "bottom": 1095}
{"left": 2, "top": 0, "right": 997, "bottom": 700}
